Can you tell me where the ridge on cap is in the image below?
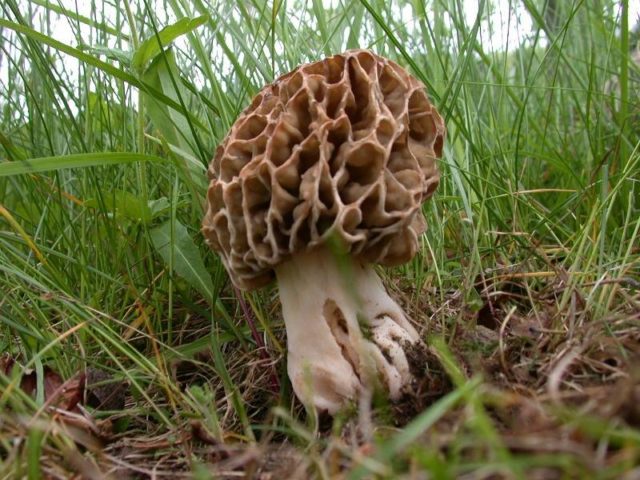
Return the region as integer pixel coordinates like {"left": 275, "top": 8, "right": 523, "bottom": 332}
{"left": 203, "top": 49, "right": 445, "bottom": 290}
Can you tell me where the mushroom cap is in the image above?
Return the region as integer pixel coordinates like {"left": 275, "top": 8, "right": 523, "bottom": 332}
{"left": 203, "top": 49, "right": 445, "bottom": 290}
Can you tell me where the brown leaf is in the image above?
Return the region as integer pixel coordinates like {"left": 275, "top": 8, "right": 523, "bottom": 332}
{"left": 0, "top": 353, "right": 15, "bottom": 375}
{"left": 47, "top": 371, "right": 85, "bottom": 412}
{"left": 2, "top": 356, "right": 84, "bottom": 412}
{"left": 19, "top": 369, "right": 37, "bottom": 396}
{"left": 43, "top": 367, "right": 64, "bottom": 400}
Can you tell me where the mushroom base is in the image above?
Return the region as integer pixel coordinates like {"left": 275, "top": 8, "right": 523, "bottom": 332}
{"left": 274, "top": 246, "right": 420, "bottom": 414}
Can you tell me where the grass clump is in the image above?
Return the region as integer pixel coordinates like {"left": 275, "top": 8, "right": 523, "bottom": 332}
{"left": 0, "top": 0, "right": 639, "bottom": 478}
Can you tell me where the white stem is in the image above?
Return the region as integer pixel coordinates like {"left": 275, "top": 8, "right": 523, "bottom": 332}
{"left": 275, "top": 246, "right": 420, "bottom": 414}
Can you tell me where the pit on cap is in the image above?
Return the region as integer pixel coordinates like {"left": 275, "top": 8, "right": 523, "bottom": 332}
{"left": 203, "top": 49, "right": 444, "bottom": 290}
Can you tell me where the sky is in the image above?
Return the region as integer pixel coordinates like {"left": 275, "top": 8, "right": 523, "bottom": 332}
{"left": 32, "top": 0, "right": 638, "bottom": 52}
{"left": 8, "top": 0, "right": 546, "bottom": 54}
{"left": 1, "top": 1, "right": 639, "bottom": 108}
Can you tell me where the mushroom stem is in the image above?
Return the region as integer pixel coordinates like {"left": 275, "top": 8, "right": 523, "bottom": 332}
{"left": 274, "top": 246, "right": 420, "bottom": 414}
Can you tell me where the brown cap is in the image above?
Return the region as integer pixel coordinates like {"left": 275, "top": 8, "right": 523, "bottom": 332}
{"left": 203, "top": 49, "right": 445, "bottom": 290}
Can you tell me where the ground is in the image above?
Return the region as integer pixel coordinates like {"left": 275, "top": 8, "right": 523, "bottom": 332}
{"left": 2, "top": 266, "right": 638, "bottom": 478}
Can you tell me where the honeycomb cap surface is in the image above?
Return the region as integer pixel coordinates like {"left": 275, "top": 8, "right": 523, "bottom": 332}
{"left": 203, "top": 49, "right": 445, "bottom": 290}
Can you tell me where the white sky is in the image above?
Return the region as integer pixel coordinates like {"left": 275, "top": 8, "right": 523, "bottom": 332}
{"left": 1, "top": 1, "right": 638, "bottom": 107}
{"left": 20, "top": 0, "right": 543, "bottom": 53}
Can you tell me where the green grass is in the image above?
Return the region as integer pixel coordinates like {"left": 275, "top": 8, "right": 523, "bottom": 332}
{"left": 1, "top": 0, "right": 639, "bottom": 477}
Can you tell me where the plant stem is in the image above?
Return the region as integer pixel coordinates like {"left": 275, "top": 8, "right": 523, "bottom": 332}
{"left": 618, "top": 0, "right": 629, "bottom": 169}
{"left": 234, "top": 285, "right": 280, "bottom": 394}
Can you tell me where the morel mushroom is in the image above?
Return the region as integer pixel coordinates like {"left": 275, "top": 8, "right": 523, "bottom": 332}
{"left": 203, "top": 50, "right": 445, "bottom": 414}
